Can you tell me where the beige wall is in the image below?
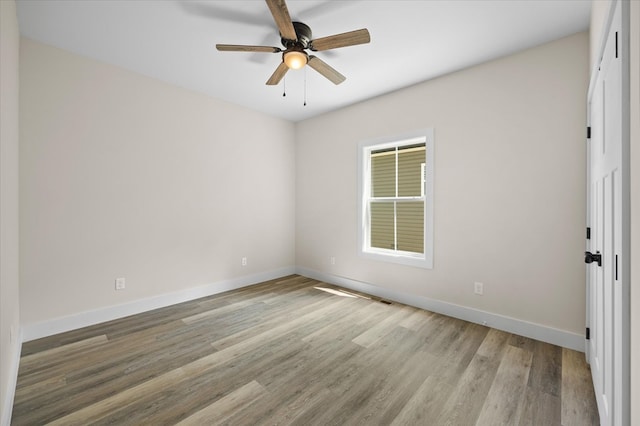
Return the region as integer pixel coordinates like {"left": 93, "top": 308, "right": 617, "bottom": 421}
{"left": 296, "top": 32, "right": 589, "bottom": 336}
{"left": 0, "top": 0, "right": 21, "bottom": 422}
{"left": 629, "top": 1, "right": 639, "bottom": 423}
{"left": 19, "top": 39, "right": 296, "bottom": 326}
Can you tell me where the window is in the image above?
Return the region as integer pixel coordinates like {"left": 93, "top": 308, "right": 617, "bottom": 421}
{"left": 358, "top": 130, "right": 434, "bottom": 268}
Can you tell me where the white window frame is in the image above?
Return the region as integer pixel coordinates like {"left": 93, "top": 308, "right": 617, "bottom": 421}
{"left": 358, "top": 129, "right": 434, "bottom": 269}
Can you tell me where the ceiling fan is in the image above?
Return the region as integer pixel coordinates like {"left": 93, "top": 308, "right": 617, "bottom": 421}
{"left": 216, "top": 0, "right": 370, "bottom": 86}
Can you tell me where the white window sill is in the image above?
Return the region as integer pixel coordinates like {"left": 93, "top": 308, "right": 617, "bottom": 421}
{"left": 360, "top": 249, "right": 433, "bottom": 269}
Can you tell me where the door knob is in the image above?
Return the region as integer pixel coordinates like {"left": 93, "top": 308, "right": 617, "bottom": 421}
{"left": 585, "top": 251, "right": 602, "bottom": 267}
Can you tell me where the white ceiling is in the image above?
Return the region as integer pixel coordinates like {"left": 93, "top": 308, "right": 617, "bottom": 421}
{"left": 16, "top": 0, "right": 591, "bottom": 122}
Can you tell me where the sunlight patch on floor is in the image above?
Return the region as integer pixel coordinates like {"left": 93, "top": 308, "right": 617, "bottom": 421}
{"left": 313, "top": 287, "right": 370, "bottom": 300}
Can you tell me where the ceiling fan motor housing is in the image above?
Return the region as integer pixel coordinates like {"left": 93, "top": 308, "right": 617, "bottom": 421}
{"left": 282, "top": 22, "right": 312, "bottom": 49}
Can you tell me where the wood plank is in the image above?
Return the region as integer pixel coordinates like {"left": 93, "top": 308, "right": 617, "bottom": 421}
{"left": 561, "top": 348, "right": 600, "bottom": 426}
{"left": 435, "top": 329, "right": 509, "bottom": 424}
{"left": 301, "top": 300, "right": 382, "bottom": 346}
{"left": 181, "top": 299, "right": 258, "bottom": 324}
{"left": 174, "top": 380, "right": 265, "bottom": 425}
{"left": 477, "top": 328, "right": 511, "bottom": 358}
{"left": 13, "top": 375, "right": 66, "bottom": 402}
{"left": 225, "top": 342, "right": 364, "bottom": 424}
{"left": 254, "top": 386, "right": 334, "bottom": 425}
{"left": 475, "top": 345, "right": 533, "bottom": 425}
{"left": 351, "top": 304, "right": 416, "bottom": 348}
{"left": 528, "top": 339, "right": 562, "bottom": 397}
{"left": 391, "top": 376, "right": 454, "bottom": 425}
{"left": 346, "top": 349, "right": 442, "bottom": 424}
{"left": 20, "top": 335, "right": 108, "bottom": 367}
{"left": 292, "top": 326, "right": 432, "bottom": 425}
{"left": 428, "top": 322, "right": 489, "bottom": 386}
{"left": 47, "top": 368, "right": 187, "bottom": 425}
{"left": 518, "top": 388, "right": 561, "bottom": 426}
{"left": 398, "top": 307, "right": 433, "bottom": 330}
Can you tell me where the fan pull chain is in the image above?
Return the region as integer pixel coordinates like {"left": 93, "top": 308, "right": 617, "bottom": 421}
{"left": 282, "top": 76, "right": 286, "bottom": 97}
{"left": 303, "top": 67, "right": 307, "bottom": 106}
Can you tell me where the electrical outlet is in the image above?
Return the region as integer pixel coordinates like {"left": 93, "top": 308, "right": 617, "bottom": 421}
{"left": 330, "top": 256, "right": 336, "bottom": 265}
{"left": 115, "top": 277, "right": 126, "bottom": 290}
{"left": 474, "top": 282, "right": 483, "bottom": 295}
{"left": 241, "top": 257, "right": 247, "bottom": 266}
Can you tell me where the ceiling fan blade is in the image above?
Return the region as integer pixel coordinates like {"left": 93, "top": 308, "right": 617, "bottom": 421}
{"left": 265, "top": 0, "right": 297, "bottom": 41}
{"left": 266, "top": 62, "right": 289, "bottom": 85}
{"left": 216, "top": 44, "right": 281, "bottom": 53}
{"left": 308, "top": 56, "right": 346, "bottom": 85}
{"left": 310, "top": 28, "right": 370, "bottom": 51}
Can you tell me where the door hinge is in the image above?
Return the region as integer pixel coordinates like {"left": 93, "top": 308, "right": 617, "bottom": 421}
{"left": 615, "top": 31, "right": 618, "bottom": 58}
{"left": 586, "top": 327, "right": 590, "bottom": 340}
{"left": 586, "top": 227, "right": 591, "bottom": 240}
{"left": 587, "top": 126, "right": 591, "bottom": 139}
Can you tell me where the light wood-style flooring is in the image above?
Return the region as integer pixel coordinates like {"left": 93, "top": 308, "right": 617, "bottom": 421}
{"left": 12, "top": 275, "right": 599, "bottom": 425}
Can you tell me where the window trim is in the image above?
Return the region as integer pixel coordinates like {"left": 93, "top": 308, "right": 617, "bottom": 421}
{"left": 358, "top": 129, "right": 434, "bottom": 269}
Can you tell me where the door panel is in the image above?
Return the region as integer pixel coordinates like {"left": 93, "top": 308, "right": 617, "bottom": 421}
{"left": 588, "top": 2, "right": 623, "bottom": 425}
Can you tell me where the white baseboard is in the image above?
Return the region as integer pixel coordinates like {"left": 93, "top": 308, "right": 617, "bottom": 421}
{"left": 296, "top": 267, "right": 585, "bottom": 352}
{"left": 2, "top": 328, "right": 22, "bottom": 426}
{"left": 20, "top": 264, "right": 585, "bottom": 352}
{"left": 22, "top": 267, "right": 295, "bottom": 342}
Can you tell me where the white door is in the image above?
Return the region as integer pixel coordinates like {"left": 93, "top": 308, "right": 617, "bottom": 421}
{"left": 587, "top": 2, "right": 623, "bottom": 425}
